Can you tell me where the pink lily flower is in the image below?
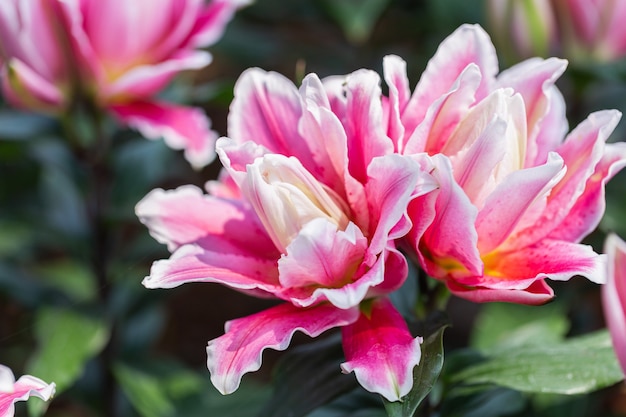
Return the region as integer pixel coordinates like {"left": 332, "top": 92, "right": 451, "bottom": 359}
{"left": 137, "top": 68, "right": 439, "bottom": 401}
{"left": 603, "top": 234, "right": 626, "bottom": 376}
{"left": 486, "top": 0, "right": 558, "bottom": 61}
{"left": 0, "top": 0, "right": 248, "bottom": 168}
{"left": 556, "top": 0, "right": 626, "bottom": 62}
{"left": 0, "top": 364, "right": 55, "bottom": 417}
{"left": 363, "top": 24, "right": 626, "bottom": 304}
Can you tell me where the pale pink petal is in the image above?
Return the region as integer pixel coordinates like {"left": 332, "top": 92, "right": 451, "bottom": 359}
{"left": 549, "top": 141, "right": 626, "bottom": 242}
{"left": 451, "top": 117, "right": 507, "bottom": 206}
{"left": 446, "top": 278, "right": 554, "bottom": 305}
{"left": 476, "top": 152, "right": 565, "bottom": 254}
{"left": 297, "top": 73, "right": 349, "bottom": 192}
{"left": 365, "top": 155, "right": 437, "bottom": 254}
{"left": 110, "top": 100, "right": 217, "bottom": 169}
{"left": 216, "top": 136, "right": 272, "bottom": 177}
{"left": 228, "top": 68, "right": 305, "bottom": 156}
{"left": 207, "top": 303, "right": 359, "bottom": 394}
{"left": 603, "top": 234, "right": 626, "bottom": 376}
{"left": 322, "top": 74, "right": 349, "bottom": 119}
{"left": 340, "top": 298, "right": 422, "bottom": 402}
{"left": 0, "top": 0, "right": 68, "bottom": 81}
{"left": 495, "top": 57, "right": 568, "bottom": 167}
{"left": 142, "top": 243, "right": 280, "bottom": 291}
{"left": 0, "top": 365, "right": 55, "bottom": 417}
{"left": 382, "top": 55, "right": 409, "bottom": 150}
{"left": 51, "top": 0, "right": 105, "bottom": 86}
{"left": 402, "top": 24, "right": 498, "bottom": 138}
{"left": 135, "top": 185, "right": 276, "bottom": 255}
{"left": 412, "top": 155, "right": 482, "bottom": 279}
{"left": 2, "top": 59, "right": 64, "bottom": 110}
{"left": 528, "top": 86, "right": 568, "bottom": 166}
{"left": 278, "top": 220, "right": 369, "bottom": 309}
{"left": 402, "top": 64, "right": 481, "bottom": 155}
{"left": 204, "top": 168, "right": 241, "bottom": 199}
{"left": 81, "top": 0, "right": 186, "bottom": 64}
{"left": 105, "top": 50, "right": 212, "bottom": 99}
{"left": 342, "top": 69, "right": 394, "bottom": 182}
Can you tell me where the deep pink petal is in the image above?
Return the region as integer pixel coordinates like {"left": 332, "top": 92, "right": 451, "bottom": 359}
{"left": 0, "top": 365, "right": 55, "bottom": 417}
{"left": 278, "top": 220, "right": 369, "bottom": 309}
{"left": 413, "top": 155, "right": 482, "bottom": 279}
{"left": 446, "top": 278, "right": 554, "bottom": 305}
{"left": 402, "top": 24, "right": 498, "bottom": 138}
{"left": 135, "top": 185, "right": 276, "bottom": 256}
{"left": 603, "top": 234, "right": 626, "bottom": 376}
{"left": 207, "top": 303, "right": 359, "bottom": 394}
{"left": 508, "top": 110, "right": 621, "bottom": 248}
{"left": 367, "top": 246, "right": 409, "bottom": 296}
{"left": 110, "top": 100, "right": 217, "bottom": 169}
{"left": 340, "top": 298, "right": 422, "bottom": 402}
{"left": 142, "top": 243, "right": 279, "bottom": 291}
{"left": 483, "top": 239, "right": 606, "bottom": 285}
{"left": 186, "top": 0, "right": 250, "bottom": 48}
{"left": 476, "top": 152, "right": 565, "bottom": 254}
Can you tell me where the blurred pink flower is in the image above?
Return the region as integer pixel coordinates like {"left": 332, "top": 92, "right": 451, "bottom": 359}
{"left": 556, "top": 0, "right": 626, "bottom": 62}
{"left": 367, "top": 24, "right": 626, "bottom": 304}
{"left": 487, "top": 0, "right": 558, "bottom": 61}
{"left": 603, "top": 234, "right": 626, "bottom": 376}
{"left": 137, "top": 68, "right": 439, "bottom": 401}
{"left": 0, "top": 364, "right": 55, "bottom": 417}
{"left": 0, "top": 0, "right": 248, "bottom": 168}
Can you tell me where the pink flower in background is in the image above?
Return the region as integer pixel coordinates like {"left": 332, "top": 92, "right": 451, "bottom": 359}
{"left": 137, "top": 68, "right": 439, "bottom": 401}
{"left": 487, "top": 0, "right": 558, "bottom": 61}
{"left": 0, "top": 364, "right": 55, "bottom": 417}
{"left": 603, "top": 234, "right": 626, "bottom": 376}
{"left": 0, "top": 0, "right": 249, "bottom": 168}
{"left": 363, "top": 24, "right": 626, "bottom": 304}
{"left": 556, "top": 0, "right": 626, "bottom": 62}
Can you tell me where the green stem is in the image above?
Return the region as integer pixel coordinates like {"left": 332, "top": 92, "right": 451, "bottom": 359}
{"left": 62, "top": 100, "right": 117, "bottom": 417}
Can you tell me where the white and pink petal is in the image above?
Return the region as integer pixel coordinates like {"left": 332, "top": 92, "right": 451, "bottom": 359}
{"left": 110, "top": 100, "right": 217, "bottom": 169}
{"left": 0, "top": 365, "right": 55, "bottom": 417}
{"left": 207, "top": 303, "right": 359, "bottom": 394}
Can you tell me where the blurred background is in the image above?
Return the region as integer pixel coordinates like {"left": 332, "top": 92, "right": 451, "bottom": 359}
{"left": 2, "top": 0, "right": 626, "bottom": 416}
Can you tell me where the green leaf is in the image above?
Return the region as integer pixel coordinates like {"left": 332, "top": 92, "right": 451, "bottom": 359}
{"left": 383, "top": 319, "right": 449, "bottom": 417}
{"left": 27, "top": 308, "right": 109, "bottom": 416}
{"left": 319, "top": 0, "right": 391, "bottom": 44}
{"left": 471, "top": 302, "right": 569, "bottom": 352}
{"left": 257, "top": 334, "right": 358, "bottom": 417}
{"left": 113, "top": 363, "right": 177, "bottom": 417}
{"left": 439, "top": 387, "right": 526, "bottom": 417}
{"left": 31, "top": 260, "right": 97, "bottom": 303}
{"left": 0, "top": 109, "right": 55, "bottom": 140}
{"left": 453, "top": 330, "right": 624, "bottom": 395}
{"left": 308, "top": 388, "right": 387, "bottom": 417}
